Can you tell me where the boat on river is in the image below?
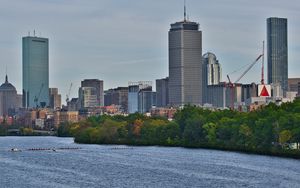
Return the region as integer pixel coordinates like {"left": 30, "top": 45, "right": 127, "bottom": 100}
{"left": 11, "top": 148, "right": 21, "bottom": 152}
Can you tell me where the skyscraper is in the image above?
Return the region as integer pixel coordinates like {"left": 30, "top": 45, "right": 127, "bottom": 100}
{"left": 128, "top": 81, "right": 152, "bottom": 114}
{"left": 49, "top": 88, "right": 62, "bottom": 110}
{"left": 156, "top": 77, "right": 169, "bottom": 107}
{"left": 81, "top": 79, "right": 104, "bottom": 106}
{"left": 267, "top": 17, "right": 288, "bottom": 95}
{"left": 168, "top": 9, "right": 202, "bottom": 106}
{"left": 78, "top": 87, "right": 98, "bottom": 108}
{"left": 23, "top": 36, "right": 49, "bottom": 108}
{"left": 203, "top": 52, "right": 221, "bottom": 86}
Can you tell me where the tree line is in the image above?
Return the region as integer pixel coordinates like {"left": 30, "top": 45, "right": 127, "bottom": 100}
{"left": 58, "top": 99, "right": 300, "bottom": 158}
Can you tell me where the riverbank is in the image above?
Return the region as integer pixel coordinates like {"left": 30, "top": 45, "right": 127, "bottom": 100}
{"left": 73, "top": 138, "right": 300, "bottom": 159}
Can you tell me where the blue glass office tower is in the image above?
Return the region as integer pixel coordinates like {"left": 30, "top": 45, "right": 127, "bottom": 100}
{"left": 23, "top": 36, "right": 49, "bottom": 108}
{"left": 267, "top": 17, "right": 288, "bottom": 95}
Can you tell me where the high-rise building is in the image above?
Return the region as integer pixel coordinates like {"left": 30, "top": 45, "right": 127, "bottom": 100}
{"left": 78, "top": 87, "right": 98, "bottom": 108}
{"left": 104, "top": 87, "right": 128, "bottom": 112}
{"left": 156, "top": 77, "right": 169, "bottom": 107}
{"left": 49, "top": 88, "right": 61, "bottom": 110}
{"left": 81, "top": 79, "right": 104, "bottom": 106}
{"left": 0, "top": 75, "right": 21, "bottom": 116}
{"left": 267, "top": 17, "right": 288, "bottom": 95}
{"left": 128, "top": 81, "right": 152, "bottom": 114}
{"left": 138, "top": 89, "right": 156, "bottom": 114}
{"left": 168, "top": 12, "right": 202, "bottom": 106}
{"left": 203, "top": 52, "right": 221, "bottom": 85}
{"left": 23, "top": 36, "right": 49, "bottom": 108}
{"left": 288, "top": 78, "right": 300, "bottom": 94}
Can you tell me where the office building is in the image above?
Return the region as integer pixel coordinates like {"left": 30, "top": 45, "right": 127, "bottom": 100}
{"left": 23, "top": 36, "right": 49, "bottom": 108}
{"left": 267, "top": 17, "right": 288, "bottom": 95}
{"left": 156, "top": 77, "right": 169, "bottom": 107}
{"left": 203, "top": 52, "right": 221, "bottom": 85}
{"left": 104, "top": 87, "right": 128, "bottom": 112}
{"left": 288, "top": 78, "right": 300, "bottom": 95}
{"left": 138, "top": 89, "right": 156, "bottom": 114}
{"left": 79, "top": 87, "right": 98, "bottom": 108}
{"left": 49, "top": 88, "right": 61, "bottom": 110}
{"left": 128, "top": 81, "right": 152, "bottom": 113}
{"left": 168, "top": 13, "right": 202, "bottom": 106}
{"left": 0, "top": 75, "right": 20, "bottom": 116}
{"left": 81, "top": 79, "right": 104, "bottom": 106}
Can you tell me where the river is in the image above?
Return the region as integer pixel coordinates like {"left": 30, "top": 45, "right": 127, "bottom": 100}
{"left": 0, "top": 136, "right": 299, "bottom": 188}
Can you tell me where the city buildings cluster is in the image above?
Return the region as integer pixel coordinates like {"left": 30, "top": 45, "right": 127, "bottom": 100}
{"left": 0, "top": 9, "right": 299, "bottom": 129}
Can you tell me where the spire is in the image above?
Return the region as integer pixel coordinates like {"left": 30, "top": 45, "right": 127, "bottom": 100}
{"left": 184, "top": 0, "right": 187, "bottom": 22}
{"left": 5, "top": 65, "right": 8, "bottom": 83}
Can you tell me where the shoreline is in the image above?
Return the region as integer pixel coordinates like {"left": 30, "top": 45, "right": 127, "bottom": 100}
{"left": 73, "top": 139, "right": 300, "bottom": 160}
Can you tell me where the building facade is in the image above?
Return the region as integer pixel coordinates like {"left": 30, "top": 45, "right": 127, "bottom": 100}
{"left": 49, "top": 88, "right": 61, "bottom": 110}
{"left": 0, "top": 75, "right": 20, "bottom": 116}
{"left": 138, "top": 89, "right": 155, "bottom": 114}
{"left": 203, "top": 52, "right": 221, "bottom": 85}
{"left": 168, "top": 18, "right": 202, "bottom": 106}
{"left": 81, "top": 79, "right": 104, "bottom": 106}
{"left": 267, "top": 17, "right": 288, "bottom": 96}
{"left": 79, "top": 87, "right": 98, "bottom": 108}
{"left": 288, "top": 78, "right": 300, "bottom": 95}
{"left": 23, "top": 36, "right": 49, "bottom": 108}
{"left": 128, "top": 81, "right": 152, "bottom": 114}
{"left": 156, "top": 77, "right": 169, "bottom": 107}
{"left": 104, "top": 87, "right": 128, "bottom": 112}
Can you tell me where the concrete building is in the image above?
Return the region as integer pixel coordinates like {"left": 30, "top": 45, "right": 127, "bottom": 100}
{"left": 0, "top": 75, "right": 21, "bottom": 116}
{"left": 204, "top": 83, "right": 257, "bottom": 109}
{"left": 203, "top": 52, "right": 221, "bottom": 86}
{"left": 67, "top": 98, "right": 80, "bottom": 111}
{"left": 54, "top": 111, "right": 79, "bottom": 127}
{"left": 104, "top": 87, "right": 128, "bottom": 112}
{"left": 79, "top": 87, "right": 98, "bottom": 109}
{"left": 81, "top": 79, "right": 104, "bottom": 106}
{"left": 22, "top": 36, "right": 49, "bottom": 108}
{"left": 267, "top": 17, "right": 288, "bottom": 96}
{"left": 128, "top": 81, "right": 152, "bottom": 114}
{"left": 168, "top": 15, "right": 202, "bottom": 106}
{"left": 288, "top": 78, "right": 300, "bottom": 95}
{"left": 49, "top": 88, "right": 61, "bottom": 110}
{"left": 156, "top": 77, "right": 169, "bottom": 107}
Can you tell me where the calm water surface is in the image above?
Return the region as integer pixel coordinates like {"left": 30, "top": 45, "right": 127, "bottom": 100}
{"left": 0, "top": 136, "right": 299, "bottom": 188}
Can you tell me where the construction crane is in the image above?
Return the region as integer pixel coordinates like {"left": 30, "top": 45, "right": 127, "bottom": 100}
{"left": 66, "top": 83, "right": 73, "bottom": 104}
{"left": 226, "top": 43, "right": 264, "bottom": 110}
{"left": 34, "top": 83, "right": 44, "bottom": 108}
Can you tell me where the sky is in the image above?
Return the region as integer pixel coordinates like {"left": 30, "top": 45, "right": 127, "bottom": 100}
{"left": 0, "top": 0, "right": 300, "bottom": 104}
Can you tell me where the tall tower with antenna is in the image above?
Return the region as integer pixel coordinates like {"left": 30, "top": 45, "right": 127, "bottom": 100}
{"left": 168, "top": 2, "right": 203, "bottom": 106}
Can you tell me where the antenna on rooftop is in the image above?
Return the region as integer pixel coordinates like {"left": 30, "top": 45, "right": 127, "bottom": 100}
{"left": 34, "top": 29, "right": 36, "bottom": 37}
{"left": 184, "top": 0, "right": 187, "bottom": 22}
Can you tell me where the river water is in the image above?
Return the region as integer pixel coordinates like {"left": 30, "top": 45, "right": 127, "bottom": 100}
{"left": 0, "top": 137, "right": 299, "bottom": 188}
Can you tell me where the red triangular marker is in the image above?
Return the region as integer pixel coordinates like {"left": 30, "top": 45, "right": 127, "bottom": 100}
{"left": 260, "top": 85, "right": 270, "bottom": 96}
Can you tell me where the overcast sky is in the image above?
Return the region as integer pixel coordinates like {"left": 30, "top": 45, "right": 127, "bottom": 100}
{"left": 1, "top": 0, "right": 299, "bottom": 103}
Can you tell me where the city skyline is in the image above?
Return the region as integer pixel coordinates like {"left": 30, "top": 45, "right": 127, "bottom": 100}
{"left": 1, "top": 0, "right": 300, "bottom": 102}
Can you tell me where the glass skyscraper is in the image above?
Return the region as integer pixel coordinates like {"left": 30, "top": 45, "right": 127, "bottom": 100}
{"left": 267, "top": 17, "right": 288, "bottom": 95}
{"left": 22, "top": 36, "right": 49, "bottom": 108}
